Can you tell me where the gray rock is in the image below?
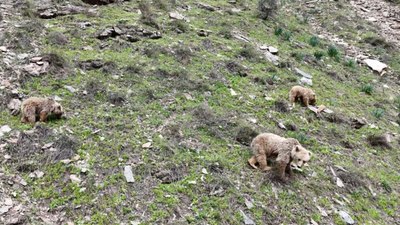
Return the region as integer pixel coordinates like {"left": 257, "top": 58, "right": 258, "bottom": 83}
{"left": 0, "top": 125, "right": 11, "bottom": 137}
{"left": 169, "top": 12, "right": 185, "bottom": 20}
{"left": 124, "top": 166, "right": 135, "bottom": 183}
{"left": 300, "top": 77, "right": 313, "bottom": 86}
{"left": 240, "top": 210, "right": 255, "bottom": 225}
{"left": 264, "top": 51, "right": 279, "bottom": 65}
{"left": 363, "top": 59, "right": 387, "bottom": 73}
{"left": 64, "top": 85, "right": 76, "bottom": 93}
{"left": 244, "top": 198, "right": 254, "bottom": 209}
{"left": 268, "top": 46, "right": 278, "bottom": 54}
{"left": 338, "top": 211, "right": 355, "bottom": 224}
{"left": 295, "top": 68, "right": 313, "bottom": 79}
{"left": 7, "top": 99, "right": 21, "bottom": 116}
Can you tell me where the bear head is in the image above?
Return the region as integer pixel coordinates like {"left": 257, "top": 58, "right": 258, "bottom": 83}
{"left": 49, "top": 100, "right": 64, "bottom": 118}
{"left": 290, "top": 145, "right": 312, "bottom": 169}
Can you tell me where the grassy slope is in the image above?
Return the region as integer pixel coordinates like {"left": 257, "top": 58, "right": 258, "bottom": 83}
{"left": 1, "top": 0, "right": 399, "bottom": 224}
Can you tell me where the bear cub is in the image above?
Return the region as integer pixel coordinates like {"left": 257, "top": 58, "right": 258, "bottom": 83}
{"left": 21, "top": 97, "right": 64, "bottom": 123}
{"left": 248, "top": 133, "right": 312, "bottom": 181}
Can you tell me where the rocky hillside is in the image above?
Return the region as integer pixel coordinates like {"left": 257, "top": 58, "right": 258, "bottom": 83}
{"left": 0, "top": 0, "right": 399, "bottom": 224}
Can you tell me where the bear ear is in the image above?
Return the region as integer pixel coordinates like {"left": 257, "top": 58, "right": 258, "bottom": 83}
{"left": 295, "top": 145, "right": 300, "bottom": 152}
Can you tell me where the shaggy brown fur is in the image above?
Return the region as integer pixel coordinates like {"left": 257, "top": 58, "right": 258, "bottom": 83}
{"left": 289, "top": 86, "right": 316, "bottom": 107}
{"left": 248, "top": 133, "right": 312, "bottom": 181}
{"left": 21, "top": 97, "right": 64, "bottom": 123}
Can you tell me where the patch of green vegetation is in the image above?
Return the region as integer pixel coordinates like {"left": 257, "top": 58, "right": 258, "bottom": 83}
{"left": 361, "top": 83, "right": 373, "bottom": 95}
{"left": 314, "top": 50, "right": 325, "bottom": 60}
{"left": 371, "top": 108, "right": 385, "bottom": 119}
{"left": 2, "top": 0, "right": 399, "bottom": 224}
{"left": 309, "top": 36, "right": 320, "bottom": 47}
{"left": 327, "top": 45, "right": 340, "bottom": 59}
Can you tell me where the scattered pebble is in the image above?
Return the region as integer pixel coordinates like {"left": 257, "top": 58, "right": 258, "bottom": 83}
{"left": 244, "top": 198, "right": 254, "bottom": 209}
{"left": 142, "top": 142, "right": 152, "bottom": 148}
{"left": 230, "top": 88, "right": 238, "bottom": 96}
{"left": 124, "top": 166, "right": 135, "bottom": 183}
{"left": 240, "top": 210, "right": 255, "bottom": 225}
{"left": 338, "top": 211, "right": 355, "bottom": 224}
{"left": 70, "top": 175, "right": 81, "bottom": 184}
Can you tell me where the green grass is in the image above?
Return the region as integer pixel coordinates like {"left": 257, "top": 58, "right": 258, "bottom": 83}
{"left": 1, "top": 0, "right": 399, "bottom": 224}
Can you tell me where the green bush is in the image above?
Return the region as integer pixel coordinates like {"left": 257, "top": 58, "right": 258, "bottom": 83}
{"left": 309, "top": 36, "right": 320, "bottom": 47}
{"left": 372, "top": 108, "right": 385, "bottom": 119}
{"left": 327, "top": 45, "right": 339, "bottom": 60}
{"left": 274, "top": 27, "right": 283, "bottom": 36}
{"left": 361, "top": 84, "right": 373, "bottom": 95}
{"left": 314, "top": 51, "right": 324, "bottom": 60}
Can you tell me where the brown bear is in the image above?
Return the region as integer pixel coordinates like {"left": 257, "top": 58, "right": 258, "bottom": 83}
{"left": 21, "top": 97, "right": 64, "bottom": 123}
{"left": 248, "top": 133, "right": 312, "bottom": 181}
{"left": 289, "top": 86, "right": 316, "bottom": 107}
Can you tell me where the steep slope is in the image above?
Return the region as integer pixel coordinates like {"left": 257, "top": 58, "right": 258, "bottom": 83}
{"left": 0, "top": 0, "right": 399, "bottom": 224}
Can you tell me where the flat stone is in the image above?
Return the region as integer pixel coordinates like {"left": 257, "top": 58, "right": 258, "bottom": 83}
{"left": 124, "top": 166, "right": 135, "bottom": 183}
{"left": 364, "top": 59, "right": 387, "bottom": 73}
{"left": 64, "top": 85, "right": 76, "bottom": 93}
{"left": 268, "top": 46, "right": 278, "bottom": 54}
{"left": 295, "top": 68, "right": 313, "bottom": 79}
{"left": 169, "top": 12, "right": 185, "bottom": 20}
{"left": 264, "top": 51, "right": 279, "bottom": 65}
{"left": 142, "top": 142, "right": 152, "bottom": 148}
{"left": 70, "top": 174, "right": 81, "bottom": 184}
{"left": 240, "top": 210, "right": 255, "bottom": 225}
{"left": 300, "top": 77, "right": 313, "bottom": 86}
{"left": 338, "top": 211, "right": 355, "bottom": 224}
{"left": 0, "top": 46, "right": 7, "bottom": 52}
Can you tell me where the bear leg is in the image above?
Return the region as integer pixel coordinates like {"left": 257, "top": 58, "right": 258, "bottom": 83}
{"left": 277, "top": 160, "right": 289, "bottom": 181}
{"left": 248, "top": 156, "right": 258, "bottom": 169}
{"left": 256, "top": 154, "right": 272, "bottom": 171}
{"left": 39, "top": 111, "right": 48, "bottom": 122}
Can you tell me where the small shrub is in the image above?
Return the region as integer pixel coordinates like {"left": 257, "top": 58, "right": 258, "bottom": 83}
{"left": 381, "top": 181, "right": 392, "bottom": 193}
{"left": 361, "top": 84, "right": 373, "bottom": 95}
{"left": 344, "top": 59, "right": 356, "bottom": 68}
{"left": 371, "top": 108, "right": 385, "bottom": 119}
{"left": 274, "top": 27, "right": 283, "bottom": 36}
{"left": 219, "top": 27, "right": 232, "bottom": 39}
{"left": 291, "top": 52, "right": 304, "bottom": 61}
{"left": 309, "top": 36, "right": 320, "bottom": 47}
{"left": 314, "top": 51, "right": 324, "bottom": 60}
{"left": 238, "top": 44, "right": 260, "bottom": 61}
{"left": 258, "top": 0, "right": 279, "bottom": 20}
{"left": 327, "top": 45, "right": 339, "bottom": 58}
{"left": 282, "top": 30, "right": 292, "bottom": 41}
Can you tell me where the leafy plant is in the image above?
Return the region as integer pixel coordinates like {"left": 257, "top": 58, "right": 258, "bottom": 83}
{"left": 361, "top": 84, "right": 373, "bottom": 95}
{"left": 327, "top": 45, "right": 339, "bottom": 59}
{"left": 239, "top": 44, "right": 260, "bottom": 61}
{"left": 344, "top": 59, "right": 356, "bottom": 68}
{"left": 314, "top": 51, "right": 324, "bottom": 60}
{"left": 309, "top": 36, "right": 320, "bottom": 47}
{"left": 274, "top": 27, "right": 283, "bottom": 36}
{"left": 282, "top": 30, "right": 292, "bottom": 41}
{"left": 372, "top": 108, "right": 385, "bottom": 119}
